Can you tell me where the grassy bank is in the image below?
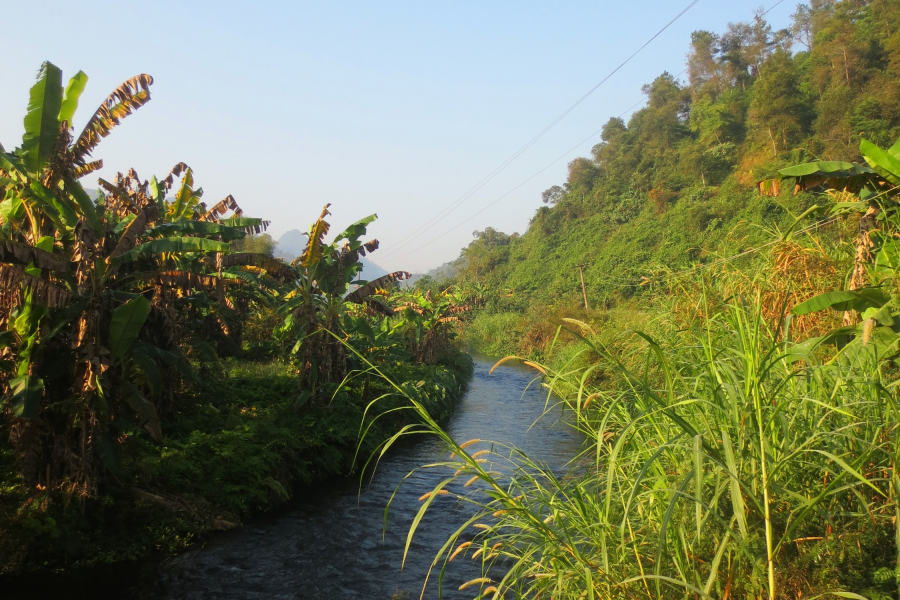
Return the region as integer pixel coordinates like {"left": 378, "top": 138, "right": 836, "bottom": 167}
{"left": 462, "top": 303, "right": 654, "bottom": 360}
{"left": 407, "top": 295, "right": 900, "bottom": 599}
{"left": 0, "top": 351, "right": 472, "bottom": 575}
{"left": 427, "top": 199, "right": 898, "bottom": 597}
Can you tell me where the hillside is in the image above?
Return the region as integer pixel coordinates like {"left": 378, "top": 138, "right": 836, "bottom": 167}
{"left": 406, "top": 259, "right": 461, "bottom": 287}
{"left": 451, "top": 0, "right": 900, "bottom": 314}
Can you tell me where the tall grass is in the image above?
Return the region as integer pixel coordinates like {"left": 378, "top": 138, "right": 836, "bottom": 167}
{"left": 356, "top": 293, "right": 900, "bottom": 599}
{"left": 462, "top": 312, "right": 525, "bottom": 357}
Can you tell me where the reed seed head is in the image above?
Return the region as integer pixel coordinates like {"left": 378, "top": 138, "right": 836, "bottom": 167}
{"left": 523, "top": 361, "right": 547, "bottom": 375}
{"left": 863, "top": 318, "right": 875, "bottom": 345}
{"left": 449, "top": 541, "right": 471, "bottom": 562}
{"left": 418, "top": 489, "right": 449, "bottom": 501}
{"left": 458, "top": 577, "right": 492, "bottom": 590}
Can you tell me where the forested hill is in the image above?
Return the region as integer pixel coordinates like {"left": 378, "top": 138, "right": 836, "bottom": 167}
{"left": 448, "top": 0, "right": 900, "bottom": 311}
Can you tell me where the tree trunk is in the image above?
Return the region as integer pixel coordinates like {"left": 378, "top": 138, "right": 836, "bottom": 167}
{"left": 842, "top": 45, "right": 851, "bottom": 87}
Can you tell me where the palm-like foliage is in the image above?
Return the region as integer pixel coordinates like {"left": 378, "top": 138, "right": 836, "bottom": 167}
{"left": 393, "top": 286, "right": 471, "bottom": 364}
{"left": 0, "top": 63, "right": 291, "bottom": 495}
{"left": 764, "top": 136, "right": 900, "bottom": 338}
{"left": 278, "top": 205, "right": 410, "bottom": 403}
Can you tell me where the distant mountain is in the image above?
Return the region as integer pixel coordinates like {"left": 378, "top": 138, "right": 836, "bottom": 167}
{"left": 358, "top": 257, "right": 389, "bottom": 281}
{"left": 273, "top": 229, "right": 306, "bottom": 262}
{"left": 274, "top": 229, "right": 389, "bottom": 282}
{"left": 406, "top": 259, "right": 460, "bottom": 287}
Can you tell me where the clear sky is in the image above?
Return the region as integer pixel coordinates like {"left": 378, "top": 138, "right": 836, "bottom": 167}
{"left": 1, "top": 0, "right": 798, "bottom": 273}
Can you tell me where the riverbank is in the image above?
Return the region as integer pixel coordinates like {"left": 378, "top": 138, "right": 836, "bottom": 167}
{"left": 455, "top": 299, "right": 899, "bottom": 599}
{"left": 129, "top": 355, "right": 579, "bottom": 599}
{"left": 0, "top": 350, "right": 473, "bottom": 577}
{"left": 461, "top": 302, "right": 653, "bottom": 365}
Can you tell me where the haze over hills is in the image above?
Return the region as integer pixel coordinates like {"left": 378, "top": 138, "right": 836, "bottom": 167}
{"left": 406, "top": 259, "right": 460, "bottom": 287}
{"left": 274, "top": 229, "right": 390, "bottom": 281}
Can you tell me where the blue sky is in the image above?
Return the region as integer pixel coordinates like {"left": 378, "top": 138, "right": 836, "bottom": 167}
{"left": 2, "top": 0, "right": 798, "bottom": 272}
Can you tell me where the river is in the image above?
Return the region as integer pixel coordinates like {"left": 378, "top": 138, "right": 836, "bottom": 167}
{"left": 12, "top": 355, "right": 582, "bottom": 599}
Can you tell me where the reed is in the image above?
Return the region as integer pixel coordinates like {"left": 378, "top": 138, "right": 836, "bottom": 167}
{"left": 352, "top": 290, "right": 900, "bottom": 599}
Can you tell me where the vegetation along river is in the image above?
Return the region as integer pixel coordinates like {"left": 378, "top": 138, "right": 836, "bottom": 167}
{"left": 123, "top": 354, "right": 580, "bottom": 599}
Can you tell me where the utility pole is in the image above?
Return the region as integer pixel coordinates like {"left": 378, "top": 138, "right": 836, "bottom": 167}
{"left": 576, "top": 264, "right": 589, "bottom": 311}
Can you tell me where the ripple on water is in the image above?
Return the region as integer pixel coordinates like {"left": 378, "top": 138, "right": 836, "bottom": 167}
{"left": 134, "top": 355, "right": 581, "bottom": 599}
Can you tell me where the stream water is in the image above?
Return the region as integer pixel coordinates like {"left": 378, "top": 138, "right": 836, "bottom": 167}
{"left": 8, "top": 355, "right": 581, "bottom": 599}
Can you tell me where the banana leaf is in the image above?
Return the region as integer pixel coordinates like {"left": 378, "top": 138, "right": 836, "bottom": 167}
{"left": 29, "top": 180, "right": 78, "bottom": 227}
{"left": 792, "top": 289, "right": 888, "bottom": 315}
{"left": 219, "top": 253, "right": 296, "bottom": 280}
{"left": 861, "top": 138, "right": 900, "bottom": 185}
{"left": 221, "top": 216, "right": 270, "bottom": 234}
{"left": 21, "top": 62, "right": 63, "bottom": 173}
{"left": 131, "top": 351, "right": 162, "bottom": 396}
{"left": 9, "top": 375, "right": 44, "bottom": 419}
{"left": 121, "top": 381, "right": 162, "bottom": 441}
{"left": 334, "top": 214, "right": 377, "bottom": 243}
{"left": 112, "top": 237, "right": 231, "bottom": 263}
{"left": 300, "top": 204, "right": 331, "bottom": 269}
{"left": 0, "top": 240, "right": 69, "bottom": 272}
{"left": 72, "top": 74, "right": 153, "bottom": 162}
{"left": 145, "top": 220, "right": 247, "bottom": 241}
{"left": 777, "top": 160, "right": 877, "bottom": 193}
{"left": 58, "top": 70, "right": 88, "bottom": 125}
{"left": 345, "top": 271, "right": 411, "bottom": 303}
{"left": 110, "top": 296, "right": 151, "bottom": 362}
{"left": 65, "top": 180, "right": 103, "bottom": 233}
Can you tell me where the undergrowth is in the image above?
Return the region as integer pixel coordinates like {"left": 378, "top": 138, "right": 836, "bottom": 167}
{"left": 375, "top": 296, "right": 899, "bottom": 599}
{"left": 0, "top": 352, "right": 472, "bottom": 575}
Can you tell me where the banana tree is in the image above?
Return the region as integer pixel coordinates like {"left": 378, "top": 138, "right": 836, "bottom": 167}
{"left": 766, "top": 135, "right": 900, "bottom": 584}
{"left": 0, "top": 62, "right": 158, "bottom": 492}
{"left": 0, "top": 63, "right": 292, "bottom": 494}
{"left": 770, "top": 136, "right": 900, "bottom": 337}
{"left": 2, "top": 163, "right": 289, "bottom": 493}
{"left": 341, "top": 312, "right": 411, "bottom": 366}
{"left": 391, "top": 287, "right": 471, "bottom": 364}
{"left": 279, "top": 205, "right": 409, "bottom": 404}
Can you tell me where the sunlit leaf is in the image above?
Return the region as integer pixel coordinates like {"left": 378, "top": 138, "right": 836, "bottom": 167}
{"left": 21, "top": 62, "right": 63, "bottom": 173}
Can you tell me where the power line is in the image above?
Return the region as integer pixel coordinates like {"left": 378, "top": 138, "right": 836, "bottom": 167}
{"left": 387, "top": 0, "right": 789, "bottom": 263}
{"left": 379, "top": 0, "right": 703, "bottom": 260}
{"left": 388, "top": 91, "right": 668, "bottom": 260}
{"left": 758, "top": 0, "right": 787, "bottom": 19}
